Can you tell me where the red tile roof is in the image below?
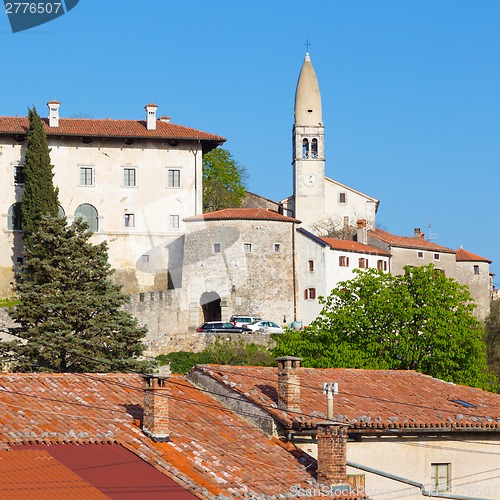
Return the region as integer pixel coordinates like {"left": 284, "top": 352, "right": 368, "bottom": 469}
{"left": 191, "top": 365, "right": 500, "bottom": 432}
{"left": 0, "top": 373, "right": 358, "bottom": 499}
{"left": 368, "top": 228, "right": 455, "bottom": 253}
{"left": 14, "top": 444, "right": 198, "bottom": 499}
{"left": 456, "top": 247, "right": 492, "bottom": 263}
{"left": 0, "top": 449, "right": 108, "bottom": 499}
{"left": 320, "top": 237, "right": 391, "bottom": 256}
{"left": 0, "top": 116, "right": 225, "bottom": 143}
{"left": 184, "top": 208, "right": 301, "bottom": 223}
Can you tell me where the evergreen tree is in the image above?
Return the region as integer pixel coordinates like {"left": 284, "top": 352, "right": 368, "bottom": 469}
{"left": 7, "top": 215, "right": 147, "bottom": 373}
{"left": 21, "top": 107, "right": 59, "bottom": 239}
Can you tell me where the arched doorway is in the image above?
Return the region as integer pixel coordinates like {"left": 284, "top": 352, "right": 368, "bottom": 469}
{"left": 200, "top": 291, "right": 221, "bottom": 322}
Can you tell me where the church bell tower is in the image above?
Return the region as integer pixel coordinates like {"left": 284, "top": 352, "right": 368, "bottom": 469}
{"left": 292, "top": 52, "right": 326, "bottom": 229}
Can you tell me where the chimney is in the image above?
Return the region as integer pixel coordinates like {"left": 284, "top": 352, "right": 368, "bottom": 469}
{"left": 316, "top": 422, "right": 349, "bottom": 485}
{"left": 356, "top": 219, "right": 367, "bottom": 245}
{"left": 47, "top": 100, "right": 61, "bottom": 128}
{"left": 145, "top": 104, "right": 158, "bottom": 130}
{"left": 141, "top": 375, "right": 170, "bottom": 442}
{"left": 159, "top": 115, "right": 170, "bottom": 123}
{"left": 276, "top": 356, "right": 301, "bottom": 413}
{"left": 414, "top": 227, "right": 424, "bottom": 239}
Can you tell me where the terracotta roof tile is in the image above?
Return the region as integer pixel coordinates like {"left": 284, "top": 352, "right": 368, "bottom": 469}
{"left": 184, "top": 208, "right": 301, "bottom": 223}
{"left": 368, "top": 228, "right": 455, "bottom": 253}
{"left": 0, "top": 116, "right": 225, "bottom": 142}
{"left": 320, "top": 237, "right": 391, "bottom": 256}
{"left": 0, "top": 373, "right": 358, "bottom": 499}
{"left": 0, "top": 449, "right": 108, "bottom": 499}
{"left": 456, "top": 247, "right": 492, "bottom": 263}
{"left": 192, "top": 365, "right": 500, "bottom": 432}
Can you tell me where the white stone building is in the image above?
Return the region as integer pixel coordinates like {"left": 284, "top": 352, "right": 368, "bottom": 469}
{"left": 0, "top": 102, "right": 224, "bottom": 296}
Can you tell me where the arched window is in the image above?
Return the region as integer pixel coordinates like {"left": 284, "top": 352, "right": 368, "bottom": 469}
{"left": 7, "top": 203, "right": 22, "bottom": 230}
{"left": 302, "top": 138, "right": 309, "bottom": 159}
{"left": 74, "top": 203, "right": 98, "bottom": 232}
{"left": 58, "top": 205, "right": 66, "bottom": 218}
{"left": 311, "top": 138, "right": 318, "bottom": 158}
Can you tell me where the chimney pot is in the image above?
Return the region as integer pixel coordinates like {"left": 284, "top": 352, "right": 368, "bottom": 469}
{"left": 141, "top": 374, "right": 170, "bottom": 442}
{"left": 145, "top": 104, "right": 158, "bottom": 131}
{"left": 316, "top": 422, "right": 349, "bottom": 485}
{"left": 47, "top": 100, "right": 61, "bottom": 128}
{"left": 414, "top": 227, "right": 423, "bottom": 239}
{"left": 356, "top": 219, "right": 368, "bottom": 245}
{"left": 276, "top": 356, "right": 301, "bottom": 412}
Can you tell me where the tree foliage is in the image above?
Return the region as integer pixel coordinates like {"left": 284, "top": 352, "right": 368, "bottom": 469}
{"left": 157, "top": 337, "right": 275, "bottom": 374}
{"left": 202, "top": 147, "right": 248, "bottom": 212}
{"left": 6, "top": 215, "right": 147, "bottom": 373}
{"left": 273, "top": 265, "right": 495, "bottom": 390}
{"left": 484, "top": 300, "right": 500, "bottom": 377}
{"left": 21, "top": 107, "right": 59, "bottom": 240}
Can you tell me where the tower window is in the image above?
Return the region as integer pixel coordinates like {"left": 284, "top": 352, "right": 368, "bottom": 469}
{"left": 473, "top": 265, "right": 479, "bottom": 275}
{"left": 311, "top": 138, "right": 318, "bottom": 158}
{"left": 302, "top": 138, "right": 309, "bottom": 159}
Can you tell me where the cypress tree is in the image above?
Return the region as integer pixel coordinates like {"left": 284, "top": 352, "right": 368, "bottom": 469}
{"left": 8, "top": 215, "right": 148, "bottom": 373}
{"left": 21, "top": 107, "right": 59, "bottom": 240}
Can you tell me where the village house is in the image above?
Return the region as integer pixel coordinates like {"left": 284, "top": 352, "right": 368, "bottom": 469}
{"left": 0, "top": 371, "right": 363, "bottom": 499}
{"left": 188, "top": 359, "right": 500, "bottom": 500}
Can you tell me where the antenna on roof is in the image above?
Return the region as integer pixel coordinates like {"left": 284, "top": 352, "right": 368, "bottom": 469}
{"left": 428, "top": 223, "right": 439, "bottom": 242}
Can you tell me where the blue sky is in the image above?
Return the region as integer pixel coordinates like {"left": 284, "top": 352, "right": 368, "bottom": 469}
{"left": 1, "top": 1, "right": 499, "bottom": 282}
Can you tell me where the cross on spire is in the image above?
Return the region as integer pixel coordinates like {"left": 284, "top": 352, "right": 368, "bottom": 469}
{"left": 304, "top": 38, "right": 311, "bottom": 52}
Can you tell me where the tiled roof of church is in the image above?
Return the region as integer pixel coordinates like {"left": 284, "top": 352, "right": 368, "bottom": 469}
{"left": 368, "top": 228, "right": 455, "bottom": 253}
{"left": 0, "top": 116, "right": 226, "bottom": 142}
{"left": 184, "top": 208, "right": 301, "bottom": 223}
{"left": 456, "top": 247, "right": 492, "bottom": 263}
{"left": 191, "top": 365, "right": 500, "bottom": 432}
{"left": 320, "top": 237, "right": 391, "bottom": 256}
{"left": 0, "top": 373, "right": 358, "bottom": 499}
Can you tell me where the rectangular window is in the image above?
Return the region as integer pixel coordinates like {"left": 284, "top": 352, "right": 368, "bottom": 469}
{"left": 339, "top": 256, "right": 350, "bottom": 267}
{"left": 431, "top": 463, "right": 450, "bottom": 492}
{"left": 473, "top": 265, "right": 479, "bottom": 275}
{"left": 377, "top": 259, "right": 387, "bottom": 271}
{"left": 339, "top": 192, "right": 347, "bottom": 204}
{"left": 359, "top": 258, "right": 369, "bottom": 269}
{"left": 123, "top": 168, "right": 136, "bottom": 187}
{"left": 141, "top": 255, "right": 150, "bottom": 263}
{"left": 304, "top": 288, "right": 316, "bottom": 300}
{"left": 167, "top": 169, "right": 181, "bottom": 188}
{"left": 214, "top": 243, "right": 221, "bottom": 254}
{"left": 14, "top": 165, "right": 25, "bottom": 185}
{"left": 79, "top": 166, "right": 94, "bottom": 186}
{"left": 434, "top": 253, "right": 440, "bottom": 261}
{"left": 244, "top": 243, "right": 252, "bottom": 253}
{"left": 417, "top": 251, "right": 424, "bottom": 259}
{"left": 124, "top": 213, "right": 135, "bottom": 227}
{"left": 274, "top": 243, "right": 280, "bottom": 253}
{"left": 169, "top": 214, "right": 180, "bottom": 229}
{"left": 308, "top": 259, "right": 314, "bottom": 272}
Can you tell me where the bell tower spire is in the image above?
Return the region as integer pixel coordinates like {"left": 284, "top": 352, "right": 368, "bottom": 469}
{"left": 292, "top": 52, "right": 326, "bottom": 228}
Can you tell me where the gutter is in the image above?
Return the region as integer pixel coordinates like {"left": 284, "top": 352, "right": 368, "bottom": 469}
{"left": 347, "top": 461, "right": 492, "bottom": 500}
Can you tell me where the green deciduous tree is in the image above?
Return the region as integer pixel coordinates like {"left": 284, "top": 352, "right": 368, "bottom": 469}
{"left": 21, "top": 107, "right": 59, "bottom": 240}
{"left": 484, "top": 300, "right": 500, "bottom": 377}
{"left": 203, "top": 147, "right": 248, "bottom": 212}
{"left": 273, "top": 265, "right": 495, "bottom": 390}
{"left": 157, "top": 338, "right": 275, "bottom": 374}
{"left": 7, "top": 215, "right": 147, "bottom": 373}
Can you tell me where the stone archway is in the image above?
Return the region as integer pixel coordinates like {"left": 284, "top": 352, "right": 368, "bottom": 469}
{"left": 200, "top": 291, "right": 221, "bottom": 322}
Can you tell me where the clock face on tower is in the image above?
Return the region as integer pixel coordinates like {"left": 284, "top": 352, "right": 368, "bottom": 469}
{"left": 303, "top": 172, "right": 317, "bottom": 187}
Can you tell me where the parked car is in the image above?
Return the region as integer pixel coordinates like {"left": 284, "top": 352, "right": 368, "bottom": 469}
{"left": 229, "top": 315, "right": 261, "bottom": 328}
{"left": 245, "top": 320, "right": 284, "bottom": 334}
{"left": 196, "top": 321, "right": 251, "bottom": 333}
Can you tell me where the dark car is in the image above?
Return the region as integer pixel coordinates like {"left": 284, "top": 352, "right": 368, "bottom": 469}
{"left": 196, "top": 321, "right": 251, "bottom": 333}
